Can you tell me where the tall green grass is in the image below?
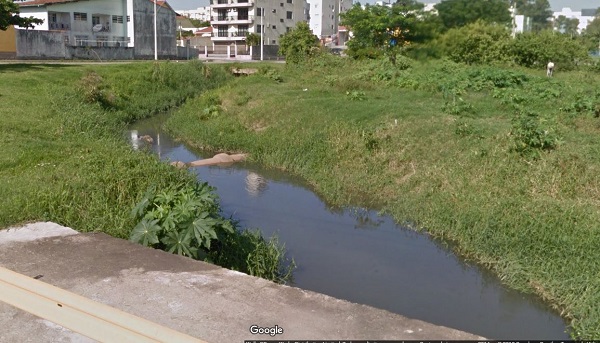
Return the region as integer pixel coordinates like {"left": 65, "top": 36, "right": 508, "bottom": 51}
{"left": 166, "top": 56, "right": 600, "bottom": 338}
{"left": 0, "top": 62, "right": 228, "bottom": 237}
{"left": 0, "top": 62, "right": 295, "bottom": 284}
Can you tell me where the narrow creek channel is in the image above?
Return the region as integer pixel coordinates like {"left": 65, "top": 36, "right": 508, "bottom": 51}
{"left": 130, "top": 114, "right": 570, "bottom": 339}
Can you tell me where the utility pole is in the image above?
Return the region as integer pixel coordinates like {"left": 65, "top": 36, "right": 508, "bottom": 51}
{"left": 510, "top": 0, "right": 517, "bottom": 38}
{"left": 154, "top": 0, "right": 158, "bottom": 60}
{"left": 260, "top": 6, "right": 263, "bottom": 61}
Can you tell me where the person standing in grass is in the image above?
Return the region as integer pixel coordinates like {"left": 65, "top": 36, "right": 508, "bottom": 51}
{"left": 547, "top": 61, "right": 555, "bottom": 77}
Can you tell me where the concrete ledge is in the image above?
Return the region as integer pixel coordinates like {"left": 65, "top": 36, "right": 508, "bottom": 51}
{"left": 0, "top": 222, "right": 78, "bottom": 244}
{"left": 0, "top": 223, "right": 485, "bottom": 342}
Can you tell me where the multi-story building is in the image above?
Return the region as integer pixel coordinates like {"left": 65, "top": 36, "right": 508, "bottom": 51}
{"left": 209, "top": 0, "right": 305, "bottom": 47}
{"left": 306, "top": 0, "right": 352, "bottom": 40}
{"left": 306, "top": 0, "right": 338, "bottom": 39}
{"left": 177, "top": 6, "right": 211, "bottom": 22}
{"left": 14, "top": 0, "right": 178, "bottom": 59}
{"left": 552, "top": 7, "right": 598, "bottom": 33}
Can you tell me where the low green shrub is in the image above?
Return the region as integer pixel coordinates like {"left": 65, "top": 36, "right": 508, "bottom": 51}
{"left": 130, "top": 183, "right": 295, "bottom": 284}
{"left": 130, "top": 182, "right": 234, "bottom": 257}
{"left": 207, "top": 229, "right": 295, "bottom": 284}
{"left": 510, "top": 111, "right": 561, "bottom": 158}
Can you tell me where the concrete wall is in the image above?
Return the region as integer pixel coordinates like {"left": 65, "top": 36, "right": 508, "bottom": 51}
{"left": 251, "top": 44, "right": 280, "bottom": 60}
{"left": 16, "top": 29, "right": 68, "bottom": 59}
{"left": 67, "top": 46, "right": 134, "bottom": 60}
{"left": 16, "top": 29, "right": 134, "bottom": 60}
{"left": 133, "top": 0, "right": 177, "bottom": 59}
{"left": 176, "top": 46, "right": 200, "bottom": 60}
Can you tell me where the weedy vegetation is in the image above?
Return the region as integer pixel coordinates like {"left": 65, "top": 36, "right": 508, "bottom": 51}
{"left": 166, "top": 54, "right": 600, "bottom": 338}
{"left": 0, "top": 61, "right": 294, "bottom": 284}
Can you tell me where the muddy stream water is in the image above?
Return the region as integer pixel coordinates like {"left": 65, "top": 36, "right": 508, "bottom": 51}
{"left": 130, "top": 115, "right": 569, "bottom": 339}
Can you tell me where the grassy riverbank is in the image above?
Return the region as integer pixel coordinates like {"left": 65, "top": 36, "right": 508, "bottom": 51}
{"left": 0, "top": 62, "right": 228, "bottom": 237}
{"left": 1, "top": 62, "right": 294, "bottom": 284}
{"left": 166, "top": 57, "right": 600, "bottom": 338}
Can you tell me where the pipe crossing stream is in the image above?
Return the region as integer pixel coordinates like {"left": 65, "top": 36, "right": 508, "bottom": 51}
{"left": 130, "top": 115, "right": 570, "bottom": 339}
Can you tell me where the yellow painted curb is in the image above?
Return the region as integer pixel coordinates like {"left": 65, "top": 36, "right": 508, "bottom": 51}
{"left": 0, "top": 267, "right": 208, "bottom": 343}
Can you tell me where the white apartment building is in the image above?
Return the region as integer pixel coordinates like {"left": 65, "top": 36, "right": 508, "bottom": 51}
{"left": 306, "top": 0, "right": 352, "bottom": 39}
{"left": 552, "top": 7, "right": 597, "bottom": 33}
{"left": 209, "top": 0, "right": 305, "bottom": 46}
{"left": 177, "top": 6, "right": 211, "bottom": 22}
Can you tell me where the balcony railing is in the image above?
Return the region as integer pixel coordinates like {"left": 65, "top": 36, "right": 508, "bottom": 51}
{"left": 92, "top": 23, "right": 111, "bottom": 33}
{"left": 211, "top": 32, "right": 247, "bottom": 40}
{"left": 210, "top": 0, "right": 254, "bottom": 8}
{"left": 73, "top": 39, "right": 127, "bottom": 47}
{"left": 49, "top": 22, "right": 70, "bottom": 30}
{"left": 210, "top": 15, "right": 254, "bottom": 23}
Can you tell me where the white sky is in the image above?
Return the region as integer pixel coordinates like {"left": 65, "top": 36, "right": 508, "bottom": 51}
{"left": 169, "top": 0, "right": 600, "bottom": 12}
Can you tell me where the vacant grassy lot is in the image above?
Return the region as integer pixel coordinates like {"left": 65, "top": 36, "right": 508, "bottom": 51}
{"left": 166, "top": 57, "right": 600, "bottom": 338}
{"left": 0, "top": 62, "right": 228, "bottom": 237}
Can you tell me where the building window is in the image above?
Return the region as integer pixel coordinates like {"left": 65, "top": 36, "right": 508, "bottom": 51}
{"left": 74, "top": 12, "right": 87, "bottom": 21}
{"left": 217, "top": 9, "right": 227, "bottom": 21}
{"left": 256, "top": 24, "right": 262, "bottom": 33}
{"left": 92, "top": 16, "right": 100, "bottom": 26}
{"left": 256, "top": 8, "right": 263, "bottom": 16}
{"left": 280, "top": 3, "right": 284, "bottom": 6}
{"left": 96, "top": 35, "right": 108, "bottom": 47}
{"left": 287, "top": 0, "right": 292, "bottom": 3}
{"left": 217, "top": 25, "right": 228, "bottom": 37}
{"left": 271, "top": 39, "right": 276, "bottom": 44}
{"left": 112, "top": 15, "right": 124, "bottom": 24}
{"left": 127, "top": 15, "right": 130, "bottom": 22}
{"left": 286, "top": 11, "right": 292, "bottom": 19}
{"left": 114, "top": 36, "right": 126, "bottom": 46}
{"left": 286, "top": 27, "right": 291, "bottom": 32}
{"left": 280, "top": 18, "right": 283, "bottom": 23}
{"left": 238, "top": 25, "right": 248, "bottom": 36}
{"left": 272, "top": 25, "right": 276, "bottom": 29}
{"left": 238, "top": 8, "right": 249, "bottom": 20}
{"left": 75, "top": 35, "right": 89, "bottom": 46}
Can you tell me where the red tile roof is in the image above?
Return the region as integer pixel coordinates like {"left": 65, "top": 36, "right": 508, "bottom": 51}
{"left": 152, "top": 0, "right": 173, "bottom": 10}
{"left": 19, "top": 0, "right": 174, "bottom": 10}
{"left": 17, "top": 0, "right": 79, "bottom": 6}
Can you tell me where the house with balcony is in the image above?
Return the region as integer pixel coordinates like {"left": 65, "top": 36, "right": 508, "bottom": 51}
{"left": 14, "top": 0, "right": 177, "bottom": 59}
{"left": 209, "top": 0, "right": 306, "bottom": 52}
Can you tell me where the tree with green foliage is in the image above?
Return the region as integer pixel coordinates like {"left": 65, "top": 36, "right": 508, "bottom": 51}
{"left": 440, "top": 20, "right": 512, "bottom": 65}
{"left": 434, "top": 0, "right": 511, "bottom": 30}
{"left": 189, "top": 18, "right": 210, "bottom": 28}
{"left": 510, "top": 30, "right": 589, "bottom": 70}
{"left": 245, "top": 32, "right": 260, "bottom": 47}
{"left": 0, "top": 0, "right": 43, "bottom": 30}
{"left": 341, "top": 2, "right": 426, "bottom": 61}
{"left": 278, "top": 21, "right": 319, "bottom": 64}
{"left": 582, "top": 17, "right": 600, "bottom": 53}
{"left": 514, "top": 0, "right": 552, "bottom": 32}
{"left": 553, "top": 15, "right": 579, "bottom": 36}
